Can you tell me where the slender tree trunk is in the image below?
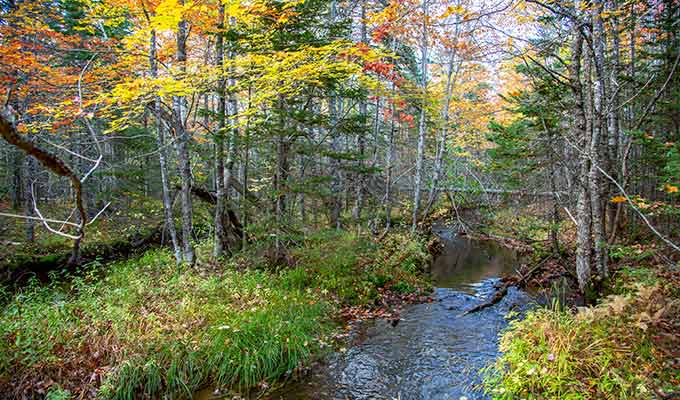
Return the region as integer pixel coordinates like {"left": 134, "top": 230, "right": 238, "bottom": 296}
{"left": 607, "top": 10, "right": 623, "bottom": 243}
{"left": 23, "top": 145, "right": 34, "bottom": 242}
{"left": 385, "top": 99, "right": 396, "bottom": 230}
{"left": 569, "top": 17, "right": 592, "bottom": 292}
{"left": 353, "top": 0, "right": 368, "bottom": 224}
{"left": 548, "top": 131, "right": 561, "bottom": 255}
{"left": 412, "top": 0, "right": 429, "bottom": 231}
{"left": 424, "top": 47, "right": 457, "bottom": 218}
{"left": 11, "top": 148, "right": 23, "bottom": 210}
{"left": 590, "top": 0, "right": 608, "bottom": 279}
{"left": 328, "top": 0, "right": 342, "bottom": 229}
{"left": 214, "top": 5, "right": 227, "bottom": 258}
{"left": 274, "top": 107, "right": 289, "bottom": 260}
{"left": 150, "top": 30, "right": 182, "bottom": 264}
{"left": 223, "top": 16, "right": 239, "bottom": 202}
{"left": 174, "top": 5, "right": 194, "bottom": 265}
{"left": 384, "top": 38, "right": 397, "bottom": 230}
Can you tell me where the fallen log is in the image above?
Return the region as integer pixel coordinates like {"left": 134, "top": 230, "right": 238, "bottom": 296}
{"left": 2, "top": 223, "right": 164, "bottom": 287}
{"left": 460, "top": 256, "right": 551, "bottom": 316}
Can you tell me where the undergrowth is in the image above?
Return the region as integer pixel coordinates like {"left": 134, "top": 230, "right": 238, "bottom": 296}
{"left": 484, "top": 265, "right": 680, "bottom": 399}
{"left": 0, "top": 229, "right": 429, "bottom": 399}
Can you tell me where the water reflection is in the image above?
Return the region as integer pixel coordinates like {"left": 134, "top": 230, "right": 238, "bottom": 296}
{"left": 430, "top": 235, "right": 519, "bottom": 293}
{"left": 261, "top": 231, "right": 532, "bottom": 400}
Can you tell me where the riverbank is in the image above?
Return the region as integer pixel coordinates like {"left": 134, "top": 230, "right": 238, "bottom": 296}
{"left": 474, "top": 205, "right": 680, "bottom": 398}
{"left": 0, "top": 230, "right": 431, "bottom": 399}
{"left": 483, "top": 244, "right": 680, "bottom": 399}
{"left": 431, "top": 203, "right": 680, "bottom": 399}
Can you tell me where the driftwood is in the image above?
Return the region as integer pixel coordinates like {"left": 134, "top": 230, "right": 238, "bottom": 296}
{"left": 460, "top": 256, "right": 551, "bottom": 316}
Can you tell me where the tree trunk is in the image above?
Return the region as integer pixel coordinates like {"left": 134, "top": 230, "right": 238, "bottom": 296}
{"left": 569, "top": 17, "right": 592, "bottom": 292}
{"left": 412, "top": 0, "right": 429, "bottom": 232}
{"left": 424, "top": 46, "right": 457, "bottom": 218}
{"left": 11, "top": 148, "right": 23, "bottom": 210}
{"left": 149, "top": 30, "right": 181, "bottom": 264}
{"left": 23, "top": 144, "right": 35, "bottom": 242}
{"left": 328, "top": 0, "right": 342, "bottom": 229}
{"left": 353, "top": 0, "right": 368, "bottom": 224}
{"left": 607, "top": 10, "right": 622, "bottom": 243}
{"left": 384, "top": 38, "right": 397, "bottom": 230}
{"left": 174, "top": 5, "right": 194, "bottom": 265}
{"left": 214, "top": 5, "right": 227, "bottom": 258}
{"left": 590, "top": 0, "right": 608, "bottom": 279}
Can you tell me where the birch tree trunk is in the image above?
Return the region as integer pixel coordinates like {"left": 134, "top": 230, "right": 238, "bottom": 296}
{"left": 328, "top": 0, "right": 342, "bottom": 229}
{"left": 214, "top": 5, "right": 227, "bottom": 258}
{"left": 353, "top": 0, "right": 368, "bottom": 224}
{"left": 384, "top": 38, "right": 397, "bottom": 231}
{"left": 274, "top": 101, "right": 289, "bottom": 260}
{"left": 150, "top": 29, "right": 181, "bottom": 264}
{"left": 412, "top": 0, "right": 429, "bottom": 232}
{"left": 23, "top": 143, "right": 34, "bottom": 242}
{"left": 424, "top": 46, "right": 457, "bottom": 218}
{"left": 174, "top": 5, "right": 194, "bottom": 265}
{"left": 223, "top": 16, "right": 239, "bottom": 203}
{"left": 590, "top": 0, "right": 608, "bottom": 279}
{"left": 606, "top": 9, "right": 622, "bottom": 242}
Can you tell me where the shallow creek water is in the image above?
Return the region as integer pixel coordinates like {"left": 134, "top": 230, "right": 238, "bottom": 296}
{"left": 263, "top": 229, "right": 533, "bottom": 400}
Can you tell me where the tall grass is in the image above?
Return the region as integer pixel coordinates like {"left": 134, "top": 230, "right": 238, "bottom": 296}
{"left": 1, "top": 230, "right": 430, "bottom": 399}
{"left": 484, "top": 267, "right": 678, "bottom": 399}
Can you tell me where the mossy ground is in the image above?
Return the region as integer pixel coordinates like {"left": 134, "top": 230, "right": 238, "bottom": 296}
{"left": 0, "top": 229, "right": 430, "bottom": 399}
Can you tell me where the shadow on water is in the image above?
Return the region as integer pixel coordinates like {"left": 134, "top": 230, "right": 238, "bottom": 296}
{"left": 202, "top": 229, "right": 534, "bottom": 400}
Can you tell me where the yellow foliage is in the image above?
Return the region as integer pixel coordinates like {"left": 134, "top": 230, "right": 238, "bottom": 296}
{"left": 440, "top": 5, "right": 466, "bottom": 19}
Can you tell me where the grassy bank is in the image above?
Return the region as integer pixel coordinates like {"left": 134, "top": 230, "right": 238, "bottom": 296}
{"left": 484, "top": 256, "right": 680, "bottom": 399}
{"left": 0, "top": 230, "right": 430, "bottom": 399}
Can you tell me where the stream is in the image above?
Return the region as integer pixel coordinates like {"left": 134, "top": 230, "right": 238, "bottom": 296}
{"left": 265, "top": 228, "right": 533, "bottom": 400}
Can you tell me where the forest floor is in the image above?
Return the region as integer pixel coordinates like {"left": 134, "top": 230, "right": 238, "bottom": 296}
{"left": 0, "top": 228, "right": 432, "bottom": 399}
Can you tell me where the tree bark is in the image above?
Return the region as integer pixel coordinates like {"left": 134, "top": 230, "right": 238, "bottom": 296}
{"left": 353, "top": 0, "right": 368, "bottom": 224}
{"left": 424, "top": 46, "right": 457, "bottom": 218}
{"left": 569, "top": 16, "right": 592, "bottom": 292}
{"left": 149, "top": 30, "right": 182, "bottom": 264}
{"left": 214, "top": 5, "right": 228, "bottom": 258}
{"left": 174, "top": 4, "right": 194, "bottom": 265}
{"left": 590, "top": 0, "right": 608, "bottom": 279}
{"left": 328, "top": 0, "right": 342, "bottom": 229}
{"left": 412, "top": 0, "right": 429, "bottom": 232}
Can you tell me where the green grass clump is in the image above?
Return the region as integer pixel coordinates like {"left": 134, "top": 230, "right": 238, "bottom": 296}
{"left": 484, "top": 274, "right": 679, "bottom": 399}
{"left": 279, "top": 230, "right": 430, "bottom": 305}
{"left": 0, "top": 229, "right": 429, "bottom": 399}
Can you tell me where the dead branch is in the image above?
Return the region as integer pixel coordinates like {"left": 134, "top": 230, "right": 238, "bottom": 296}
{"left": 460, "top": 256, "right": 551, "bottom": 316}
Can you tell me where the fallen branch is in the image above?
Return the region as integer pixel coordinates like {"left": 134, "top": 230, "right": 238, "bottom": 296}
{"left": 181, "top": 185, "right": 244, "bottom": 243}
{"left": 460, "top": 256, "right": 551, "bottom": 316}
